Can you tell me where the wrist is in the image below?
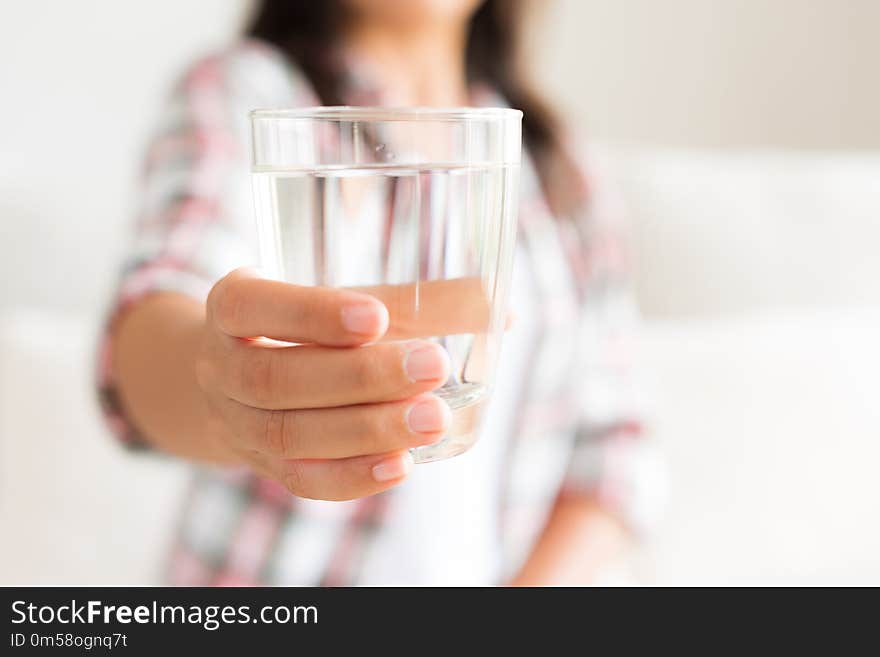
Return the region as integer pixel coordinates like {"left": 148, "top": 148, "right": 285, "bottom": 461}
{"left": 114, "top": 293, "right": 238, "bottom": 465}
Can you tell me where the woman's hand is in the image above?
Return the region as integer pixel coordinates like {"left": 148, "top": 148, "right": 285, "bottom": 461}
{"left": 195, "top": 268, "right": 452, "bottom": 500}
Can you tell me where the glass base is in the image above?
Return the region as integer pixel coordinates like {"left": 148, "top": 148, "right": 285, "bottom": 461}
{"left": 410, "top": 433, "right": 477, "bottom": 464}
{"left": 409, "top": 383, "right": 489, "bottom": 463}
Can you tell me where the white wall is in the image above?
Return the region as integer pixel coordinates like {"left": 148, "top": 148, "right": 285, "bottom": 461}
{"left": 537, "top": 0, "right": 880, "bottom": 150}
{"left": 0, "top": 1, "right": 247, "bottom": 315}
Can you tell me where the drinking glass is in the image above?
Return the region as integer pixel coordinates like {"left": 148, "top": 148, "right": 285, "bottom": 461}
{"left": 250, "top": 107, "right": 521, "bottom": 463}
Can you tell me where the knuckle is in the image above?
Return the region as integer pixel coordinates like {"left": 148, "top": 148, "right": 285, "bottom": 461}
{"left": 209, "top": 275, "right": 244, "bottom": 334}
{"left": 362, "top": 343, "right": 408, "bottom": 393}
{"left": 282, "top": 461, "right": 308, "bottom": 498}
{"left": 387, "top": 343, "right": 417, "bottom": 394}
{"left": 262, "top": 409, "right": 303, "bottom": 457}
{"left": 327, "top": 472, "right": 358, "bottom": 501}
{"left": 238, "top": 351, "right": 276, "bottom": 405}
{"left": 349, "top": 348, "right": 383, "bottom": 391}
{"left": 362, "top": 406, "right": 398, "bottom": 449}
{"left": 261, "top": 409, "right": 287, "bottom": 456}
{"left": 394, "top": 402, "right": 416, "bottom": 436}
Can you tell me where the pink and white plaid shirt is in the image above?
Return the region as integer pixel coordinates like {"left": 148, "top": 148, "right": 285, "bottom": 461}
{"left": 97, "top": 40, "right": 657, "bottom": 586}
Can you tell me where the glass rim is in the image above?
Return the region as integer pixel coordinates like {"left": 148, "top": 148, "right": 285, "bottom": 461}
{"left": 250, "top": 106, "right": 523, "bottom": 122}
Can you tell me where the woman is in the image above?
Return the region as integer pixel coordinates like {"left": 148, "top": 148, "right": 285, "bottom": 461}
{"left": 99, "top": 0, "right": 656, "bottom": 585}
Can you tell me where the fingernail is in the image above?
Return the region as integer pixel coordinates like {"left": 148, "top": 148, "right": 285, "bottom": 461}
{"left": 404, "top": 344, "right": 450, "bottom": 382}
{"left": 372, "top": 452, "right": 414, "bottom": 482}
{"left": 407, "top": 397, "right": 452, "bottom": 434}
{"left": 341, "top": 303, "right": 387, "bottom": 335}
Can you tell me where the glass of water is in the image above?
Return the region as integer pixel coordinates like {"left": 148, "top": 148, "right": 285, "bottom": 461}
{"left": 250, "top": 107, "right": 521, "bottom": 463}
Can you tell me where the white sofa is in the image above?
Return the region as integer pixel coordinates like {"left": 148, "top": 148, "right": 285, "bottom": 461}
{"left": 620, "top": 150, "right": 880, "bottom": 584}
{"left": 2, "top": 149, "right": 879, "bottom": 585}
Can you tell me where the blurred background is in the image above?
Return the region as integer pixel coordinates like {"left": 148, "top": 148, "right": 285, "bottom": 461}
{"left": 1, "top": 0, "right": 878, "bottom": 584}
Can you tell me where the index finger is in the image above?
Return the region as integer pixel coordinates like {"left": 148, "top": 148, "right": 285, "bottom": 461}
{"left": 208, "top": 268, "right": 390, "bottom": 346}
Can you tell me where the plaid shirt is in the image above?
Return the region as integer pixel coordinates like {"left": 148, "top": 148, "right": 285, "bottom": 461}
{"left": 97, "top": 40, "right": 657, "bottom": 585}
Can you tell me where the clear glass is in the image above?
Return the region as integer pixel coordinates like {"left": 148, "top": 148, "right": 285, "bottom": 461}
{"left": 250, "top": 107, "right": 521, "bottom": 463}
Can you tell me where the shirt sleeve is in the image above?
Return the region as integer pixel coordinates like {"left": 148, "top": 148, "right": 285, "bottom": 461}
{"left": 95, "top": 43, "right": 316, "bottom": 447}
{"left": 558, "top": 147, "right": 664, "bottom": 536}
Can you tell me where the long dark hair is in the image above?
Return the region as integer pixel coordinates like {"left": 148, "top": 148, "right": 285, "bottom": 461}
{"left": 248, "top": 0, "right": 585, "bottom": 216}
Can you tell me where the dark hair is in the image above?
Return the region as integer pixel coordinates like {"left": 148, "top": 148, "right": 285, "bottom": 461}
{"left": 248, "top": 0, "right": 585, "bottom": 216}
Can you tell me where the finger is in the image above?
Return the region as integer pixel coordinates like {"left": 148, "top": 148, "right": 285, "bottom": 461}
{"left": 248, "top": 449, "right": 415, "bottom": 501}
{"left": 218, "top": 338, "right": 451, "bottom": 409}
{"left": 352, "top": 277, "right": 491, "bottom": 340}
{"left": 219, "top": 393, "right": 450, "bottom": 459}
{"left": 208, "top": 268, "right": 390, "bottom": 346}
